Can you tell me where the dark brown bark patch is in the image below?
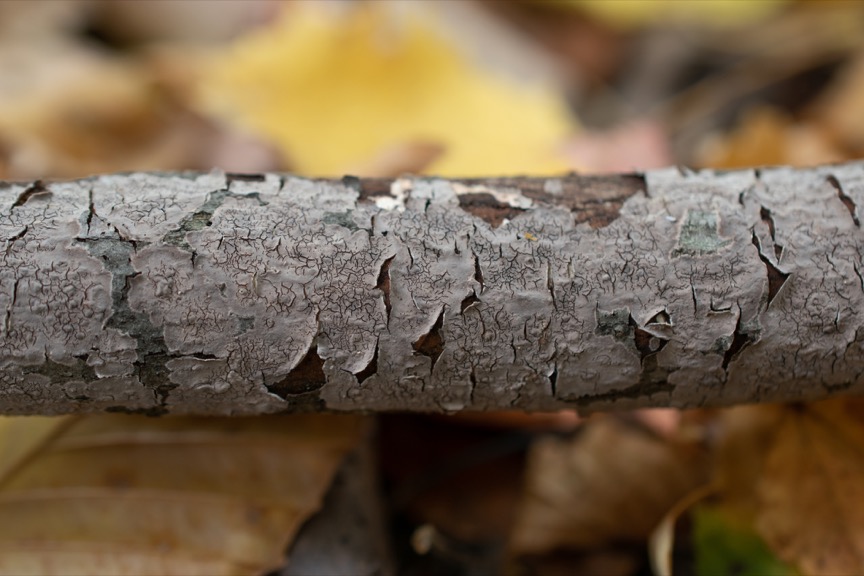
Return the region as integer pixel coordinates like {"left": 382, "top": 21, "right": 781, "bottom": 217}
{"left": 722, "top": 312, "right": 757, "bottom": 370}
{"left": 413, "top": 308, "right": 446, "bottom": 371}
{"left": 340, "top": 175, "right": 395, "bottom": 200}
{"left": 375, "top": 255, "right": 395, "bottom": 323}
{"left": 269, "top": 344, "right": 327, "bottom": 397}
{"left": 355, "top": 340, "right": 379, "bottom": 385}
{"left": 457, "top": 193, "right": 526, "bottom": 229}
{"left": 751, "top": 232, "right": 790, "bottom": 305}
{"left": 460, "top": 291, "right": 480, "bottom": 314}
{"left": 455, "top": 173, "right": 645, "bottom": 229}
{"left": 226, "top": 173, "right": 266, "bottom": 182}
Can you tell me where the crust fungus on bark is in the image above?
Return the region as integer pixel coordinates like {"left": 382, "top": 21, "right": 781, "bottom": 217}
{"left": 2, "top": 163, "right": 864, "bottom": 415}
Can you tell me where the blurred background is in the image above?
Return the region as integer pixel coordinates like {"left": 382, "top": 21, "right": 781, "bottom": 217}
{"left": 1, "top": 1, "right": 864, "bottom": 575}
{"left": 2, "top": 0, "right": 862, "bottom": 182}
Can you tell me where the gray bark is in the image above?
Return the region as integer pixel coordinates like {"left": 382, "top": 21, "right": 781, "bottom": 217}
{"left": 1, "top": 163, "right": 863, "bottom": 415}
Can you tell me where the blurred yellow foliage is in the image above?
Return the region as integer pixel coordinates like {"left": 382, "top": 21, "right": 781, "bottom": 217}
{"left": 567, "top": 0, "right": 786, "bottom": 29}
{"left": 198, "top": 4, "right": 575, "bottom": 177}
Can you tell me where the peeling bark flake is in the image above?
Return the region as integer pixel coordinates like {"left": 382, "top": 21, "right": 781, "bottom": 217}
{"left": 268, "top": 343, "right": 327, "bottom": 397}
{"left": 759, "top": 205, "right": 784, "bottom": 260}
{"left": 375, "top": 255, "right": 395, "bottom": 323}
{"left": 722, "top": 309, "right": 754, "bottom": 371}
{"left": 827, "top": 174, "right": 860, "bottom": 227}
{"left": 751, "top": 231, "right": 790, "bottom": 305}
{"left": 457, "top": 193, "right": 526, "bottom": 228}
{"left": 354, "top": 339, "right": 378, "bottom": 385}
{"left": 413, "top": 308, "right": 446, "bottom": 371}
{"left": 11, "top": 181, "right": 50, "bottom": 209}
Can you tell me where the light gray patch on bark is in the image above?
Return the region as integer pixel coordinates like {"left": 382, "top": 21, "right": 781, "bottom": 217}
{"left": 739, "top": 165, "right": 864, "bottom": 400}
{"left": 0, "top": 180, "right": 157, "bottom": 414}
{"left": 87, "top": 329, "right": 138, "bottom": 378}
{"left": 89, "top": 172, "right": 226, "bottom": 242}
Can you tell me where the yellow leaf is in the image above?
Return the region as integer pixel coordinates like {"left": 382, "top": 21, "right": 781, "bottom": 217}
{"left": 0, "top": 414, "right": 365, "bottom": 576}
{"left": 564, "top": 0, "right": 786, "bottom": 29}
{"left": 197, "top": 4, "right": 575, "bottom": 177}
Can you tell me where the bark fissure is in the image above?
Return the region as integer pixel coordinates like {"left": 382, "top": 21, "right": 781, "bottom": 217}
{"left": 827, "top": 174, "right": 860, "bottom": 228}
{"left": 354, "top": 339, "right": 379, "bottom": 385}
{"left": 460, "top": 292, "right": 480, "bottom": 314}
{"left": 11, "top": 181, "right": 49, "bottom": 210}
{"left": 473, "top": 252, "right": 484, "bottom": 293}
{"left": 722, "top": 306, "right": 756, "bottom": 371}
{"left": 760, "top": 205, "right": 784, "bottom": 260}
{"left": 413, "top": 307, "right": 446, "bottom": 372}
{"left": 751, "top": 231, "right": 790, "bottom": 306}
{"left": 375, "top": 255, "right": 394, "bottom": 324}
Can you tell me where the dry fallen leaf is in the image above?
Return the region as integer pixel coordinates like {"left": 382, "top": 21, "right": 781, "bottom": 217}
{"left": 0, "top": 413, "right": 365, "bottom": 576}
{"left": 197, "top": 3, "right": 576, "bottom": 177}
{"left": 510, "top": 415, "right": 710, "bottom": 555}
{"left": 0, "top": 38, "right": 281, "bottom": 180}
{"left": 695, "top": 106, "right": 847, "bottom": 169}
{"left": 811, "top": 50, "right": 864, "bottom": 154}
{"left": 711, "top": 400, "right": 864, "bottom": 576}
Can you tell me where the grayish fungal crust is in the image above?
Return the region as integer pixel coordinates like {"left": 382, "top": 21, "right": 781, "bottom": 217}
{"left": 1, "top": 163, "right": 864, "bottom": 415}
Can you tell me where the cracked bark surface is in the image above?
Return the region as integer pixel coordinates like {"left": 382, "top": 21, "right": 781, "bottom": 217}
{"left": 2, "top": 163, "right": 864, "bottom": 415}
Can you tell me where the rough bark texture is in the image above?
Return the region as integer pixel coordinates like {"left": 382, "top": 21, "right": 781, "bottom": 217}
{"left": 2, "top": 163, "right": 864, "bottom": 415}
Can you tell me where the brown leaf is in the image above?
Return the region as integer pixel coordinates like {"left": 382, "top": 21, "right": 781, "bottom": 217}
{"left": 753, "top": 400, "right": 864, "bottom": 575}
{"left": 0, "top": 414, "right": 365, "bottom": 575}
{"left": 696, "top": 106, "right": 847, "bottom": 169}
{"left": 510, "top": 415, "right": 710, "bottom": 555}
{"left": 811, "top": 50, "right": 864, "bottom": 153}
{"left": 0, "top": 40, "right": 282, "bottom": 180}
{"left": 711, "top": 400, "right": 864, "bottom": 575}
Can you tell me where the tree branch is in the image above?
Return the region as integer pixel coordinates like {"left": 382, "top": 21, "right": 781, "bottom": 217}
{"left": 2, "top": 163, "right": 863, "bottom": 415}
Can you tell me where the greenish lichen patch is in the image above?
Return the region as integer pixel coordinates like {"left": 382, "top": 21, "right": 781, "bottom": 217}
{"left": 162, "top": 189, "right": 267, "bottom": 250}
{"left": 673, "top": 210, "right": 731, "bottom": 257}
{"left": 595, "top": 308, "right": 632, "bottom": 341}
{"left": 322, "top": 210, "right": 360, "bottom": 232}
{"left": 23, "top": 357, "right": 97, "bottom": 382}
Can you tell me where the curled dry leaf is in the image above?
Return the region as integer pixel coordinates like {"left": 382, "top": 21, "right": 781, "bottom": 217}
{"left": 711, "top": 400, "right": 864, "bottom": 575}
{"left": 510, "top": 415, "right": 710, "bottom": 555}
{"left": 0, "top": 414, "right": 365, "bottom": 576}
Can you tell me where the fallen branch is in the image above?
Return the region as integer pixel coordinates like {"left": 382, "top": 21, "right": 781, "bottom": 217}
{"left": 2, "top": 163, "right": 863, "bottom": 415}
